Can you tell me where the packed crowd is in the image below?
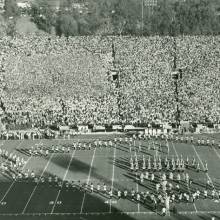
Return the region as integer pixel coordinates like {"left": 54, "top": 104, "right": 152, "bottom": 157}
{"left": 176, "top": 36, "right": 220, "bottom": 123}
{"left": 115, "top": 36, "right": 220, "bottom": 124}
{"left": 0, "top": 34, "right": 220, "bottom": 129}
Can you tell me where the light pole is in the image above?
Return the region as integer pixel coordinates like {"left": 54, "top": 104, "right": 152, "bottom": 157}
{"left": 170, "top": 13, "right": 181, "bottom": 130}
{"left": 0, "top": 61, "right": 6, "bottom": 114}
{"left": 172, "top": 68, "right": 181, "bottom": 129}
{"left": 141, "top": 0, "right": 144, "bottom": 36}
{"left": 110, "top": 41, "right": 123, "bottom": 123}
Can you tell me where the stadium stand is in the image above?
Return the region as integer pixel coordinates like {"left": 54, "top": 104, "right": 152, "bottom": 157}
{"left": 0, "top": 34, "right": 220, "bottom": 134}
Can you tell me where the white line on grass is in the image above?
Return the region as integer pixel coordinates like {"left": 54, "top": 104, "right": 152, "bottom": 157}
{"left": 213, "top": 147, "right": 220, "bottom": 160}
{"left": 135, "top": 139, "right": 145, "bottom": 213}
{"left": 152, "top": 139, "right": 157, "bottom": 158}
{"left": 0, "top": 140, "right": 13, "bottom": 177}
{"left": 170, "top": 141, "right": 198, "bottom": 212}
{"left": 0, "top": 140, "right": 32, "bottom": 203}
{"left": 165, "top": 138, "right": 170, "bottom": 155}
{"left": 0, "top": 210, "right": 156, "bottom": 216}
{"left": 80, "top": 148, "right": 97, "bottom": 214}
{"left": 136, "top": 182, "right": 140, "bottom": 213}
{"left": 191, "top": 144, "right": 218, "bottom": 197}
{"left": 109, "top": 143, "right": 117, "bottom": 213}
{"left": 22, "top": 152, "right": 54, "bottom": 214}
{"left": 0, "top": 154, "right": 33, "bottom": 203}
{"left": 1, "top": 210, "right": 220, "bottom": 216}
{"left": 68, "top": 177, "right": 220, "bottom": 182}
{"left": 179, "top": 210, "right": 220, "bottom": 215}
{"left": 170, "top": 141, "right": 178, "bottom": 158}
{"left": 3, "top": 140, "right": 22, "bottom": 165}
{"left": 50, "top": 149, "right": 76, "bottom": 214}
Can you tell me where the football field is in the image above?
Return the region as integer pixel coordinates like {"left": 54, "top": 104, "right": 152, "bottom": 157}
{"left": 0, "top": 133, "right": 219, "bottom": 220}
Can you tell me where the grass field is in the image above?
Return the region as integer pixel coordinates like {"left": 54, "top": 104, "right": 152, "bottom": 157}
{"left": 0, "top": 133, "right": 220, "bottom": 220}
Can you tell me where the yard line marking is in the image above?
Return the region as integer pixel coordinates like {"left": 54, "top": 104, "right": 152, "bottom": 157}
{"left": 179, "top": 210, "right": 220, "bottom": 215}
{"left": 0, "top": 140, "right": 8, "bottom": 172}
{"left": 0, "top": 210, "right": 156, "bottom": 216}
{"left": 0, "top": 140, "right": 32, "bottom": 203}
{"left": 0, "top": 154, "right": 33, "bottom": 203}
{"left": 136, "top": 181, "right": 140, "bottom": 213}
{"left": 1, "top": 210, "right": 220, "bottom": 216}
{"left": 2, "top": 140, "right": 21, "bottom": 165}
{"left": 152, "top": 139, "right": 157, "bottom": 158}
{"left": 80, "top": 148, "right": 97, "bottom": 214}
{"left": 170, "top": 141, "right": 198, "bottom": 212}
{"left": 50, "top": 149, "right": 76, "bottom": 214}
{"left": 71, "top": 177, "right": 220, "bottom": 182}
{"left": 53, "top": 210, "right": 155, "bottom": 215}
{"left": 191, "top": 144, "right": 218, "bottom": 197}
{"left": 54, "top": 138, "right": 119, "bottom": 141}
{"left": 213, "top": 147, "right": 220, "bottom": 160}
{"left": 109, "top": 143, "right": 117, "bottom": 213}
{"left": 22, "top": 152, "right": 54, "bottom": 214}
{"left": 165, "top": 138, "right": 170, "bottom": 155}
{"left": 170, "top": 141, "right": 178, "bottom": 158}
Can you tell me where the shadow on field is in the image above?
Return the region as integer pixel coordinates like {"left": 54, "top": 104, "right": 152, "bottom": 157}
{"left": 4, "top": 177, "right": 141, "bottom": 220}
{"left": 51, "top": 154, "right": 96, "bottom": 174}
{"left": 47, "top": 155, "right": 122, "bottom": 187}
{"left": 44, "top": 154, "right": 106, "bottom": 184}
{"left": 0, "top": 214, "right": 137, "bottom": 220}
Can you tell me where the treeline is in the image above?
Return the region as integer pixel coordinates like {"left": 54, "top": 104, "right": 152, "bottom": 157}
{"left": 2, "top": 0, "right": 220, "bottom": 36}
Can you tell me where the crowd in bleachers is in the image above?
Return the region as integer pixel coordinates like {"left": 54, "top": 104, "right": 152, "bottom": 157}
{"left": 115, "top": 36, "right": 220, "bottom": 124}
{"left": 176, "top": 36, "right": 220, "bottom": 123}
{"left": 0, "top": 34, "right": 220, "bottom": 130}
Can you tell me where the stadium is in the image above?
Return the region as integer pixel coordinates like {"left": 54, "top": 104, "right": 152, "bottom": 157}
{"left": 0, "top": 1, "right": 220, "bottom": 220}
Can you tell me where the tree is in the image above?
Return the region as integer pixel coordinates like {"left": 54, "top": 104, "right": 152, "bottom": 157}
{"left": 150, "top": 0, "right": 175, "bottom": 35}
{"left": 85, "top": 0, "right": 111, "bottom": 35}
{"left": 111, "top": 0, "right": 141, "bottom": 35}
{"left": 24, "top": 0, "right": 220, "bottom": 36}
{"left": 56, "top": 13, "right": 78, "bottom": 37}
{"left": 6, "top": 17, "right": 16, "bottom": 36}
{"left": 77, "top": 17, "right": 91, "bottom": 35}
{"left": 0, "top": 15, "right": 7, "bottom": 36}
{"left": 173, "top": 0, "right": 220, "bottom": 35}
{"left": 29, "top": 0, "right": 55, "bottom": 33}
{"left": 4, "top": 0, "right": 19, "bottom": 18}
{"left": 86, "top": 0, "right": 142, "bottom": 35}
{"left": 0, "top": 14, "right": 17, "bottom": 37}
{"left": 59, "top": 0, "right": 75, "bottom": 10}
{"left": 148, "top": 0, "right": 220, "bottom": 36}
